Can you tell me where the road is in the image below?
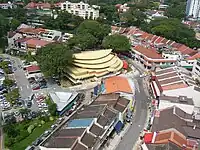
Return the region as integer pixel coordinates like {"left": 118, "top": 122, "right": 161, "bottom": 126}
{"left": 115, "top": 61, "right": 149, "bottom": 150}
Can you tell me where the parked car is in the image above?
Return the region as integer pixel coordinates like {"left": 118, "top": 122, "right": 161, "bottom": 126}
{"left": 32, "top": 138, "right": 42, "bottom": 146}
{"left": 32, "top": 86, "right": 40, "bottom": 91}
{"left": 27, "top": 101, "right": 32, "bottom": 108}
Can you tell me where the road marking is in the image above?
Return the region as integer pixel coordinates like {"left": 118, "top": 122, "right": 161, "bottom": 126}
{"left": 20, "top": 86, "right": 23, "bottom": 91}
{"left": 27, "top": 85, "right": 30, "bottom": 89}
{"left": 133, "top": 79, "right": 140, "bottom": 93}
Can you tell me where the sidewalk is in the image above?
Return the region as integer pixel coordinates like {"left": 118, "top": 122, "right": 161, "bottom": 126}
{"left": 103, "top": 123, "right": 131, "bottom": 150}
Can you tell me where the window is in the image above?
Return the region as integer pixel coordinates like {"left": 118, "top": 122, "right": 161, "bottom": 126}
{"left": 75, "top": 11, "right": 79, "bottom": 15}
{"left": 78, "top": 5, "right": 80, "bottom": 9}
{"left": 90, "top": 12, "right": 93, "bottom": 18}
{"left": 68, "top": 4, "right": 71, "bottom": 9}
{"left": 71, "top": 10, "right": 74, "bottom": 13}
{"left": 82, "top": 5, "right": 85, "bottom": 9}
{"left": 196, "top": 67, "right": 200, "bottom": 72}
{"left": 197, "top": 61, "right": 200, "bottom": 67}
{"left": 63, "top": 4, "right": 66, "bottom": 9}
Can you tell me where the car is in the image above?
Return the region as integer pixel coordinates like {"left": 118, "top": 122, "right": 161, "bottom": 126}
{"left": 32, "top": 138, "right": 42, "bottom": 146}
{"left": 27, "top": 101, "right": 32, "bottom": 108}
{"left": 14, "top": 111, "right": 20, "bottom": 116}
{"left": 32, "top": 86, "right": 40, "bottom": 91}
{"left": 51, "top": 125, "right": 57, "bottom": 130}
{"left": 12, "top": 67, "right": 17, "bottom": 71}
{"left": 31, "top": 111, "right": 37, "bottom": 118}
{"left": 25, "top": 145, "right": 35, "bottom": 150}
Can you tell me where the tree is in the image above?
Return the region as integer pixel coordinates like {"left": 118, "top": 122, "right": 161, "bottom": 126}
{"left": 68, "top": 33, "right": 98, "bottom": 50}
{"left": 121, "top": 7, "right": 147, "bottom": 27}
{"left": 44, "top": 11, "right": 83, "bottom": 32}
{"left": 102, "top": 34, "right": 131, "bottom": 52}
{"left": 10, "top": 18, "right": 21, "bottom": 30}
{"left": 48, "top": 103, "right": 57, "bottom": 116}
{"left": 36, "top": 43, "right": 73, "bottom": 78}
{"left": 3, "top": 77, "right": 14, "bottom": 88}
{"left": 76, "top": 20, "right": 111, "bottom": 43}
{"left": 142, "top": 18, "right": 200, "bottom": 48}
{"left": 5, "top": 88, "right": 20, "bottom": 105}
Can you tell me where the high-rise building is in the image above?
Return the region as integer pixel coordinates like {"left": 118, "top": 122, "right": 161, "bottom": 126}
{"left": 186, "top": 0, "right": 200, "bottom": 20}
{"left": 60, "top": 1, "right": 100, "bottom": 20}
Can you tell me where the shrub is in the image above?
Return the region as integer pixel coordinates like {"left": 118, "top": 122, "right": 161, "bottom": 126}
{"left": 27, "top": 125, "right": 35, "bottom": 134}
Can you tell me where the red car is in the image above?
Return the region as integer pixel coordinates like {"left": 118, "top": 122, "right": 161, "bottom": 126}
{"left": 32, "top": 86, "right": 40, "bottom": 91}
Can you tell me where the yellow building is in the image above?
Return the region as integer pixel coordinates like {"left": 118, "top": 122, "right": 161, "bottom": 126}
{"left": 65, "top": 49, "right": 123, "bottom": 84}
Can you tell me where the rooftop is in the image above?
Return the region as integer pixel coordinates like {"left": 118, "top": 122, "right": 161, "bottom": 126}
{"left": 73, "top": 49, "right": 112, "bottom": 60}
{"left": 104, "top": 76, "right": 133, "bottom": 94}
{"left": 144, "top": 129, "right": 198, "bottom": 150}
{"left": 152, "top": 106, "right": 200, "bottom": 140}
{"left": 26, "top": 38, "right": 52, "bottom": 48}
{"left": 159, "top": 95, "right": 194, "bottom": 105}
{"left": 26, "top": 65, "right": 40, "bottom": 73}
{"left": 67, "top": 118, "right": 94, "bottom": 128}
{"left": 133, "top": 45, "right": 163, "bottom": 59}
{"left": 49, "top": 92, "right": 78, "bottom": 112}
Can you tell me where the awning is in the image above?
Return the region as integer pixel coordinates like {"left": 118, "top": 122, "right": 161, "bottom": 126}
{"left": 150, "top": 81, "right": 161, "bottom": 97}
{"left": 144, "top": 132, "right": 153, "bottom": 144}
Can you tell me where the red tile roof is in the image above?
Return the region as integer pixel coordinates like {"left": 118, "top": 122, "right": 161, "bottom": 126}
{"left": 154, "top": 36, "right": 164, "bottom": 44}
{"left": 18, "top": 27, "right": 46, "bottom": 34}
{"left": 133, "top": 45, "right": 163, "bottom": 59}
{"left": 187, "top": 52, "right": 200, "bottom": 60}
{"left": 140, "top": 32, "right": 149, "bottom": 39}
{"left": 26, "top": 38, "right": 52, "bottom": 48}
{"left": 161, "top": 82, "right": 188, "bottom": 91}
{"left": 146, "top": 34, "right": 154, "bottom": 41}
{"left": 151, "top": 36, "right": 159, "bottom": 43}
{"left": 15, "top": 37, "right": 32, "bottom": 43}
{"left": 26, "top": 65, "right": 40, "bottom": 73}
{"left": 104, "top": 76, "right": 132, "bottom": 94}
{"left": 153, "top": 129, "right": 195, "bottom": 150}
{"left": 161, "top": 38, "right": 168, "bottom": 44}
{"left": 25, "top": 2, "right": 51, "bottom": 9}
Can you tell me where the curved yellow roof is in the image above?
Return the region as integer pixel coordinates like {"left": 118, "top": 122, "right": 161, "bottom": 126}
{"left": 66, "top": 59, "right": 123, "bottom": 80}
{"left": 73, "top": 54, "right": 115, "bottom": 64}
{"left": 73, "top": 49, "right": 112, "bottom": 60}
{"left": 73, "top": 56, "right": 121, "bottom": 69}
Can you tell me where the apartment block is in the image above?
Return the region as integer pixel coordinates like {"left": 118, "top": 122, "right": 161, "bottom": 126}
{"left": 60, "top": 1, "right": 100, "bottom": 19}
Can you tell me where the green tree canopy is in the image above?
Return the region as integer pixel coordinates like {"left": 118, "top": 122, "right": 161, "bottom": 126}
{"left": 68, "top": 33, "right": 98, "bottom": 50}
{"left": 36, "top": 43, "right": 73, "bottom": 77}
{"left": 121, "top": 7, "right": 147, "bottom": 27}
{"left": 48, "top": 103, "right": 57, "bottom": 116}
{"left": 3, "top": 77, "right": 14, "bottom": 88}
{"left": 76, "top": 20, "right": 111, "bottom": 43}
{"left": 44, "top": 11, "right": 83, "bottom": 32}
{"left": 142, "top": 18, "right": 200, "bottom": 48}
{"left": 102, "top": 34, "right": 131, "bottom": 52}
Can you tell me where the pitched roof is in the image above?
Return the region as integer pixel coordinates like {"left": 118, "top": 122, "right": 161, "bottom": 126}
{"left": 25, "top": 2, "right": 51, "bottom": 9}
{"left": 152, "top": 129, "right": 197, "bottom": 150}
{"left": 26, "top": 38, "right": 52, "bottom": 48}
{"left": 133, "top": 45, "right": 163, "bottom": 59}
{"left": 187, "top": 52, "right": 200, "bottom": 60}
{"left": 104, "top": 76, "right": 132, "bottom": 94}
{"left": 152, "top": 106, "right": 200, "bottom": 140}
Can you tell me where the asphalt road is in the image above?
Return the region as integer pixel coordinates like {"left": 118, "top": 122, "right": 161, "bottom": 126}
{"left": 115, "top": 78, "right": 148, "bottom": 150}
{"left": 115, "top": 60, "right": 149, "bottom": 150}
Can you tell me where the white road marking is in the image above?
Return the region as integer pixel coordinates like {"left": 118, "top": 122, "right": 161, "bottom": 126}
{"left": 133, "top": 79, "right": 140, "bottom": 93}
{"left": 20, "top": 86, "right": 23, "bottom": 91}
{"left": 27, "top": 85, "right": 30, "bottom": 89}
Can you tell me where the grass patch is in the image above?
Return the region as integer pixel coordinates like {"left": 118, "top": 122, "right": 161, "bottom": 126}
{"left": 9, "top": 121, "right": 53, "bottom": 150}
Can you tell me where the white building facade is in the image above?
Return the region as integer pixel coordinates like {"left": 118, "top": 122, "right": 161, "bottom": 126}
{"left": 186, "top": 0, "right": 200, "bottom": 20}
{"left": 192, "top": 59, "right": 200, "bottom": 76}
{"left": 60, "top": 1, "right": 100, "bottom": 20}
